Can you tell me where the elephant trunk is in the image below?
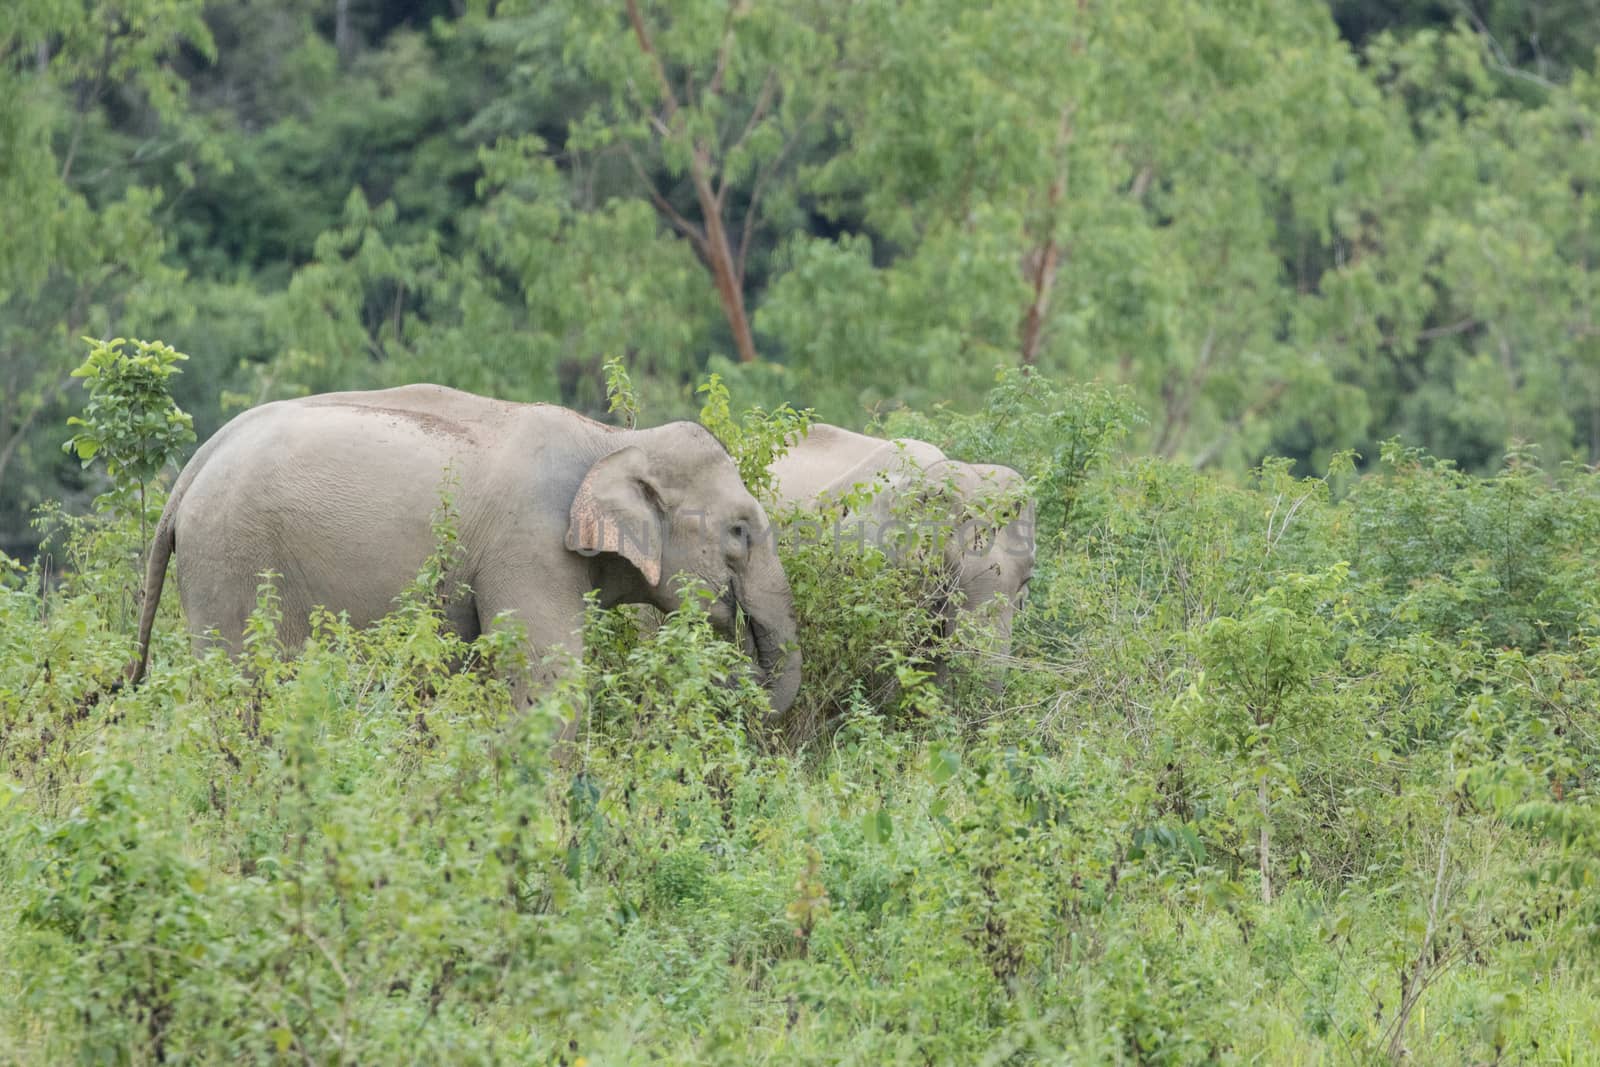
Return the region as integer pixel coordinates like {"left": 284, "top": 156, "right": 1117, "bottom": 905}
{"left": 984, "top": 612, "right": 1016, "bottom": 695}
{"left": 734, "top": 558, "right": 802, "bottom": 724}
{"left": 749, "top": 606, "right": 802, "bottom": 717}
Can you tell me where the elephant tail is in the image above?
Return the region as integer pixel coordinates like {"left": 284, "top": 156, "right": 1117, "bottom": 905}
{"left": 124, "top": 504, "right": 177, "bottom": 689}
{"left": 123, "top": 426, "right": 218, "bottom": 688}
{"left": 113, "top": 400, "right": 272, "bottom": 692}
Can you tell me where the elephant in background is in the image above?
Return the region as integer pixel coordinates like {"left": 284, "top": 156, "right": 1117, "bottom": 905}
{"left": 126, "top": 384, "right": 802, "bottom": 734}
{"left": 770, "top": 423, "right": 1035, "bottom": 686}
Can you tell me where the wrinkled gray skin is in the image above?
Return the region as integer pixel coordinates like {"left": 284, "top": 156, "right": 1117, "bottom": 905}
{"left": 770, "top": 424, "right": 1035, "bottom": 685}
{"left": 127, "top": 385, "right": 802, "bottom": 733}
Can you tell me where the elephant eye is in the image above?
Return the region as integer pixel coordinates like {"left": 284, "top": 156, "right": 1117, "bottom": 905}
{"left": 728, "top": 520, "right": 753, "bottom": 556}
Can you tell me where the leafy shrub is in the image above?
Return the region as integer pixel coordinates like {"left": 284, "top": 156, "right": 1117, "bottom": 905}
{"left": 7, "top": 377, "right": 1600, "bottom": 1063}
{"left": 1342, "top": 440, "right": 1600, "bottom": 650}
{"left": 62, "top": 337, "right": 197, "bottom": 569}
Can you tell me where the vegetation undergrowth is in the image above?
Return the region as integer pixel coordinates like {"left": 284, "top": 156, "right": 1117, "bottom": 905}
{"left": 3, "top": 368, "right": 1600, "bottom": 1064}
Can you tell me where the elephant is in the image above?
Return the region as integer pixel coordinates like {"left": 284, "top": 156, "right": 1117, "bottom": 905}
{"left": 125, "top": 384, "right": 802, "bottom": 735}
{"left": 770, "top": 423, "right": 1035, "bottom": 687}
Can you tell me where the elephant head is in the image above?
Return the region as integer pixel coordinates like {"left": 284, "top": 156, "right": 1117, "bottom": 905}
{"left": 927, "top": 460, "right": 1036, "bottom": 672}
{"left": 566, "top": 423, "right": 802, "bottom": 717}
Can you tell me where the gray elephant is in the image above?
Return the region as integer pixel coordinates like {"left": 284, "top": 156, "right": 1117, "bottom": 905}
{"left": 126, "top": 384, "right": 802, "bottom": 734}
{"left": 770, "top": 424, "right": 1035, "bottom": 685}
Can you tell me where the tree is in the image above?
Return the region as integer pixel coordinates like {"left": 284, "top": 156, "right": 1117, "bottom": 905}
{"left": 63, "top": 337, "right": 195, "bottom": 557}
{"left": 756, "top": 0, "right": 1392, "bottom": 455}
{"left": 0, "top": 1, "right": 214, "bottom": 549}
{"left": 553, "top": 0, "right": 842, "bottom": 365}
{"left": 1304, "top": 26, "right": 1600, "bottom": 469}
{"left": 1332, "top": 0, "right": 1600, "bottom": 82}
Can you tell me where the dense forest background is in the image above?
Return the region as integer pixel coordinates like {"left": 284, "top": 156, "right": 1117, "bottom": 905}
{"left": 3, "top": 0, "right": 1599, "bottom": 548}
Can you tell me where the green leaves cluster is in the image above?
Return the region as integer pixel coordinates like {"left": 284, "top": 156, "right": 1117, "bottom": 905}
{"left": 696, "top": 372, "right": 811, "bottom": 501}
{"left": 64, "top": 337, "right": 194, "bottom": 488}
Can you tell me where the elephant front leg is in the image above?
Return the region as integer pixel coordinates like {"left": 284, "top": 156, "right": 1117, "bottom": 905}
{"left": 475, "top": 588, "right": 589, "bottom": 762}
{"left": 528, "top": 634, "right": 587, "bottom": 766}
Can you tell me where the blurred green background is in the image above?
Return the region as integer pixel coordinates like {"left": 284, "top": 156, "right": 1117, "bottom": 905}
{"left": 4, "top": 0, "right": 1598, "bottom": 549}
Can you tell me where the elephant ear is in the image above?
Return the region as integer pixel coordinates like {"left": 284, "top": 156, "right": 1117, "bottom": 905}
{"left": 974, "top": 470, "right": 1034, "bottom": 547}
{"left": 912, "top": 461, "right": 981, "bottom": 562}
{"left": 566, "top": 446, "right": 664, "bottom": 586}
{"left": 928, "top": 462, "right": 1024, "bottom": 562}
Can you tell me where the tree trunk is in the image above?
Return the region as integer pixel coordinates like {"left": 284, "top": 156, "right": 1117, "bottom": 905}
{"left": 704, "top": 225, "right": 759, "bottom": 365}
{"left": 688, "top": 150, "right": 758, "bottom": 364}
{"left": 1019, "top": 236, "right": 1060, "bottom": 366}
{"left": 1257, "top": 771, "right": 1273, "bottom": 904}
{"left": 335, "top": 0, "right": 354, "bottom": 67}
{"left": 1018, "top": 108, "right": 1075, "bottom": 366}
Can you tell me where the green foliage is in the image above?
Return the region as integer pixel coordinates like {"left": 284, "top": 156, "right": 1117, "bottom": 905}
{"left": 696, "top": 373, "right": 812, "bottom": 501}
{"left": 1341, "top": 440, "right": 1600, "bottom": 650}
{"left": 63, "top": 337, "right": 195, "bottom": 493}
{"left": 553, "top": 0, "right": 843, "bottom": 365}
{"left": 1190, "top": 565, "right": 1356, "bottom": 902}
{"left": 10, "top": 0, "right": 1600, "bottom": 556}
{"left": 8, "top": 399, "right": 1600, "bottom": 1060}
{"left": 882, "top": 367, "right": 1143, "bottom": 540}
{"left": 15, "top": 760, "right": 218, "bottom": 1061}
{"left": 773, "top": 502, "right": 948, "bottom": 740}
{"left": 0, "top": 0, "right": 213, "bottom": 551}
{"left": 602, "top": 354, "right": 639, "bottom": 430}
{"left": 1195, "top": 565, "right": 1355, "bottom": 758}
{"left": 57, "top": 336, "right": 195, "bottom": 623}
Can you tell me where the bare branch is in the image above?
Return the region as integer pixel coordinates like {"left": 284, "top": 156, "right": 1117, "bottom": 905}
{"left": 1384, "top": 810, "right": 1454, "bottom": 1060}
{"left": 1454, "top": 0, "right": 1559, "bottom": 91}
{"left": 0, "top": 370, "right": 72, "bottom": 489}
{"left": 1380, "top": 317, "right": 1482, "bottom": 348}
{"left": 707, "top": 1, "right": 739, "bottom": 98}
{"left": 1129, "top": 165, "right": 1154, "bottom": 202}
{"left": 624, "top": 0, "right": 682, "bottom": 123}
{"left": 735, "top": 101, "right": 819, "bottom": 281}
{"left": 725, "top": 72, "right": 777, "bottom": 161}
{"left": 624, "top": 146, "right": 708, "bottom": 256}
{"left": 61, "top": 29, "right": 116, "bottom": 184}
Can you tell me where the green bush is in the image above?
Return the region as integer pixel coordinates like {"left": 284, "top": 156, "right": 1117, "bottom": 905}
{"left": 7, "top": 376, "right": 1600, "bottom": 1063}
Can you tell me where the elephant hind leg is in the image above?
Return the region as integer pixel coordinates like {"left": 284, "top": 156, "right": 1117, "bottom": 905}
{"left": 178, "top": 570, "right": 255, "bottom": 663}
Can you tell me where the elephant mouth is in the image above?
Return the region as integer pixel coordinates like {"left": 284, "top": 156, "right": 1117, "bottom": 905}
{"left": 723, "top": 588, "right": 760, "bottom": 670}
{"left": 741, "top": 607, "right": 769, "bottom": 683}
